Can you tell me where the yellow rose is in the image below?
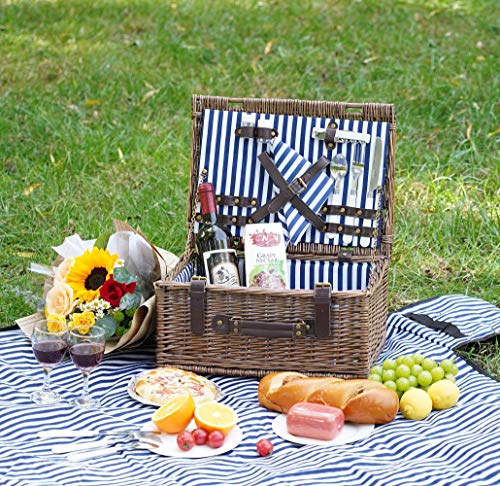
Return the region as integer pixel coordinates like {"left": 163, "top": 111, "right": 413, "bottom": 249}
{"left": 54, "top": 257, "right": 74, "bottom": 283}
{"left": 69, "top": 311, "right": 95, "bottom": 332}
{"left": 45, "top": 314, "right": 67, "bottom": 333}
{"left": 45, "top": 280, "right": 75, "bottom": 318}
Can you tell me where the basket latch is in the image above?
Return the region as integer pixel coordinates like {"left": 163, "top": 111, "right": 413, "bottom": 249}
{"left": 189, "top": 276, "right": 207, "bottom": 335}
{"left": 314, "top": 283, "right": 332, "bottom": 338}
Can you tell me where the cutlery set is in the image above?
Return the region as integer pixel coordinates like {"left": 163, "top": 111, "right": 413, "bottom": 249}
{"left": 324, "top": 134, "right": 384, "bottom": 247}
{"left": 38, "top": 428, "right": 162, "bottom": 462}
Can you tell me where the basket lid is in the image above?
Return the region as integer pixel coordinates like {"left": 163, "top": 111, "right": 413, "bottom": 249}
{"left": 186, "top": 96, "right": 395, "bottom": 259}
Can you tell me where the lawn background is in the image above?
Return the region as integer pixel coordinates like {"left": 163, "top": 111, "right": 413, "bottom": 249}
{"left": 1, "top": 1, "right": 498, "bottom": 345}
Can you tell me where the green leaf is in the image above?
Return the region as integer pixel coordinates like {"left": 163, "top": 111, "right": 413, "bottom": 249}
{"left": 113, "top": 266, "right": 135, "bottom": 284}
{"left": 94, "top": 315, "right": 117, "bottom": 339}
{"left": 94, "top": 231, "right": 112, "bottom": 250}
{"left": 115, "top": 326, "right": 129, "bottom": 337}
{"left": 119, "top": 292, "right": 141, "bottom": 310}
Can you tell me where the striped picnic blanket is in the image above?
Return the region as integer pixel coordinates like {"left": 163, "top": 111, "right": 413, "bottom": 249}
{"left": 0, "top": 294, "right": 498, "bottom": 486}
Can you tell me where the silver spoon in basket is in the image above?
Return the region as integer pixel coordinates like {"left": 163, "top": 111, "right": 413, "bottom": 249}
{"left": 330, "top": 153, "right": 348, "bottom": 195}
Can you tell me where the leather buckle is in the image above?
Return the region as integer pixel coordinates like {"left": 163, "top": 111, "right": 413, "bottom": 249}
{"left": 289, "top": 176, "right": 307, "bottom": 195}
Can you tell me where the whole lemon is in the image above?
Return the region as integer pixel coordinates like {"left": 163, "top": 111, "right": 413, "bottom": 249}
{"left": 399, "top": 388, "right": 433, "bottom": 420}
{"left": 427, "top": 380, "right": 460, "bottom": 410}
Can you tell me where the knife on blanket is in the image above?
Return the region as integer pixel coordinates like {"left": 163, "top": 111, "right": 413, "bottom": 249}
{"left": 37, "top": 428, "right": 160, "bottom": 439}
{"left": 360, "top": 137, "right": 384, "bottom": 247}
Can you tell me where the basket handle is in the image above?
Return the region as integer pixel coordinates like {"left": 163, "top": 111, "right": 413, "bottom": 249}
{"left": 211, "top": 315, "right": 314, "bottom": 338}
{"left": 189, "top": 281, "right": 331, "bottom": 338}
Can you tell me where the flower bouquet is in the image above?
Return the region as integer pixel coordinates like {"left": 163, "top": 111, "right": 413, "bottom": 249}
{"left": 17, "top": 220, "right": 179, "bottom": 353}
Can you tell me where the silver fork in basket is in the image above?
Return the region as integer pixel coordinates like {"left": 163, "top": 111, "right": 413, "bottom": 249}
{"left": 343, "top": 144, "right": 365, "bottom": 244}
{"left": 326, "top": 153, "right": 348, "bottom": 240}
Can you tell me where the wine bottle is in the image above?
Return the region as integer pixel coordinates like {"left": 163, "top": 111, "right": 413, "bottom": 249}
{"left": 196, "top": 183, "right": 241, "bottom": 287}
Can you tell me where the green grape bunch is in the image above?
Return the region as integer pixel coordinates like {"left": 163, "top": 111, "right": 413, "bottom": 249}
{"left": 368, "top": 354, "right": 459, "bottom": 398}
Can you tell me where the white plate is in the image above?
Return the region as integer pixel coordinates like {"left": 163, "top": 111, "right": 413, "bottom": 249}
{"left": 141, "top": 420, "right": 243, "bottom": 458}
{"left": 127, "top": 371, "right": 222, "bottom": 407}
{"left": 272, "top": 414, "right": 374, "bottom": 446}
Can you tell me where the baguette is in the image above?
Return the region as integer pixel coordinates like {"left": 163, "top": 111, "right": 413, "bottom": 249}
{"left": 258, "top": 371, "right": 399, "bottom": 424}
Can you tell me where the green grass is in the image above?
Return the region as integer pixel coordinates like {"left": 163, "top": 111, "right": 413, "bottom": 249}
{"left": 456, "top": 335, "right": 500, "bottom": 380}
{"left": 1, "top": 0, "right": 498, "bottom": 374}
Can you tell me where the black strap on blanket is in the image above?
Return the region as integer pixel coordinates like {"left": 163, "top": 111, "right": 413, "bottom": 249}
{"left": 248, "top": 152, "right": 329, "bottom": 231}
{"left": 0, "top": 324, "right": 18, "bottom": 332}
{"left": 405, "top": 313, "right": 467, "bottom": 339}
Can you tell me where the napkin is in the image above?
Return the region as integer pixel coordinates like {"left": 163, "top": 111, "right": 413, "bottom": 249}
{"left": 269, "top": 140, "right": 333, "bottom": 244}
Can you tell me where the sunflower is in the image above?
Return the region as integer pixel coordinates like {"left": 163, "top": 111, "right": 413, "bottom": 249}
{"left": 65, "top": 247, "right": 119, "bottom": 302}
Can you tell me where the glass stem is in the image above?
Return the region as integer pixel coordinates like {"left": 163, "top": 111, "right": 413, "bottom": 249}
{"left": 42, "top": 368, "right": 52, "bottom": 393}
{"left": 81, "top": 371, "right": 90, "bottom": 399}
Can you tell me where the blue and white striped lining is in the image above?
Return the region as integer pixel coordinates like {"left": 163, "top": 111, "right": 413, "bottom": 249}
{"left": 1, "top": 294, "right": 499, "bottom": 485}
{"left": 174, "top": 258, "right": 371, "bottom": 292}
{"left": 196, "top": 109, "right": 390, "bottom": 248}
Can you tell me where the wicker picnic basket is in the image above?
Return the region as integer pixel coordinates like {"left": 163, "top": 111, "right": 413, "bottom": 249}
{"left": 155, "top": 95, "right": 396, "bottom": 378}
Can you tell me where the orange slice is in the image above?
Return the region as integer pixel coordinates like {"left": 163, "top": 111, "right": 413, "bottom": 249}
{"left": 194, "top": 401, "right": 238, "bottom": 436}
{"left": 151, "top": 393, "right": 195, "bottom": 434}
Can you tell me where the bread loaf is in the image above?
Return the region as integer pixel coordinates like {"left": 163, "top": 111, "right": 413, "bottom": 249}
{"left": 258, "top": 372, "right": 399, "bottom": 424}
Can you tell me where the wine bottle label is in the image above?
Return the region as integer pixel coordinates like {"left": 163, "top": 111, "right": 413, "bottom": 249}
{"left": 203, "top": 249, "right": 241, "bottom": 287}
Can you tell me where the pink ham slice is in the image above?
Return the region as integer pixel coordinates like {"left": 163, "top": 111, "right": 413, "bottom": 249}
{"left": 286, "top": 402, "right": 345, "bottom": 441}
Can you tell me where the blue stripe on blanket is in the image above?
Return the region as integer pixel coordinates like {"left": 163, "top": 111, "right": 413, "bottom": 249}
{"left": 1, "top": 295, "right": 499, "bottom": 485}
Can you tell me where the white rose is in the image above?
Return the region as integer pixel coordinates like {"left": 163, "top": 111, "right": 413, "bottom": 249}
{"left": 45, "top": 280, "right": 75, "bottom": 318}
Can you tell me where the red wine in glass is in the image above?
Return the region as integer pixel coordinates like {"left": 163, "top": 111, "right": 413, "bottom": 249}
{"left": 70, "top": 343, "right": 104, "bottom": 372}
{"left": 33, "top": 340, "right": 68, "bottom": 368}
{"left": 30, "top": 319, "right": 69, "bottom": 405}
{"left": 69, "top": 325, "right": 106, "bottom": 409}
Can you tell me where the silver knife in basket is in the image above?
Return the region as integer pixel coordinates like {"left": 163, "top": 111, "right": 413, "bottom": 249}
{"left": 360, "top": 137, "right": 384, "bottom": 247}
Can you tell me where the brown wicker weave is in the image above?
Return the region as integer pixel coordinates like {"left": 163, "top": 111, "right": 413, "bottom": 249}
{"left": 155, "top": 95, "right": 396, "bottom": 379}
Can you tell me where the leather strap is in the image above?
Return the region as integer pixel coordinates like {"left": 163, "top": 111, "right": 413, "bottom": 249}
{"left": 324, "top": 222, "right": 375, "bottom": 238}
{"left": 210, "top": 285, "right": 331, "bottom": 338}
{"left": 321, "top": 205, "right": 379, "bottom": 220}
{"left": 189, "top": 278, "right": 207, "bottom": 335}
{"left": 249, "top": 152, "right": 329, "bottom": 231}
{"left": 195, "top": 211, "right": 376, "bottom": 236}
{"left": 324, "top": 121, "right": 338, "bottom": 150}
{"left": 215, "top": 194, "right": 259, "bottom": 208}
{"left": 314, "top": 284, "right": 331, "bottom": 337}
{"left": 195, "top": 213, "right": 249, "bottom": 227}
{"left": 338, "top": 249, "right": 354, "bottom": 262}
{"left": 235, "top": 126, "right": 278, "bottom": 140}
{"left": 212, "top": 315, "right": 313, "bottom": 338}
{"left": 405, "top": 313, "right": 467, "bottom": 339}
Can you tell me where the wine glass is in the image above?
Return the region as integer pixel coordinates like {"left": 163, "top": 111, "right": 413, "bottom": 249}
{"left": 31, "top": 319, "right": 69, "bottom": 405}
{"left": 69, "top": 325, "right": 106, "bottom": 409}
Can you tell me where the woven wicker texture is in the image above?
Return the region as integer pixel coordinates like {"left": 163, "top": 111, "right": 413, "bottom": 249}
{"left": 155, "top": 95, "right": 395, "bottom": 378}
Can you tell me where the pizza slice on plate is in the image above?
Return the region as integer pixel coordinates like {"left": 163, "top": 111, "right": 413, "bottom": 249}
{"left": 134, "top": 367, "right": 219, "bottom": 406}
